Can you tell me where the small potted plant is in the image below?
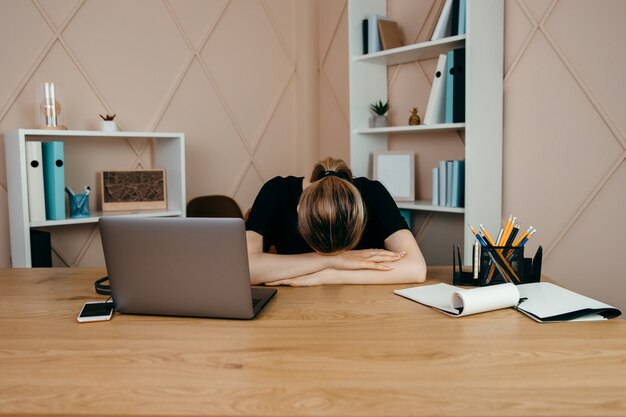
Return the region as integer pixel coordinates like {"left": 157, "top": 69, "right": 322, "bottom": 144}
{"left": 369, "top": 100, "right": 390, "bottom": 128}
{"left": 99, "top": 114, "right": 118, "bottom": 132}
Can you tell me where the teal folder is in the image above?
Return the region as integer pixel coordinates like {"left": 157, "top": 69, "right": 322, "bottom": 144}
{"left": 445, "top": 50, "right": 454, "bottom": 123}
{"left": 458, "top": 0, "right": 466, "bottom": 35}
{"left": 42, "top": 141, "right": 65, "bottom": 220}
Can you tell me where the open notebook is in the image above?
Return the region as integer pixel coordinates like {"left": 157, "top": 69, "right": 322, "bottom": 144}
{"left": 394, "top": 282, "right": 621, "bottom": 322}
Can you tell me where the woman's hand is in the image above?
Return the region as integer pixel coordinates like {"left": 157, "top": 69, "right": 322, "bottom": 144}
{"left": 264, "top": 249, "right": 406, "bottom": 287}
{"left": 328, "top": 249, "right": 405, "bottom": 271}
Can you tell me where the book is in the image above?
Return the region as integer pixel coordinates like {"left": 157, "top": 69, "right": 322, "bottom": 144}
{"left": 445, "top": 50, "right": 454, "bottom": 123}
{"left": 451, "top": 159, "right": 465, "bottom": 207}
{"left": 431, "top": 0, "right": 453, "bottom": 40}
{"left": 449, "top": 0, "right": 460, "bottom": 37}
{"left": 368, "top": 14, "right": 389, "bottom": 54}
{"left": 457, "top": 0, "right": 466, "bottom": 35}
{"left": 377, "top": 19, "right": 403, "bottom": 50}
{"left": 362, "top": 19, "right": 368, "bottom": 55}
{"left": 438, "top": 160, "right": 447, "bottom": 207}
{"left": 445, "top": 48, "right": 465, "bottom": 123}
{"left": 452, "top": 47, "right": 465, "bottom": 123}
{"left": 516, "top": 283, "right": 622, "bottom": 322}
{"left": 426, "top": 0, "right": 447, "bottom": 40}
{"left": 30, "top": 229, "right": 52, "bottom": 267}
{"left": 42, "top": 141, "right": 65, "bottom": 220}
{"left": 431, "top": 167, "right": 439, "bottom": 206}
{"left": 423, "top": 53, "right": 448, "bottom": 125}
{"left": 395, "top": 283, "right": 520, "bottom": 317}
{"left": 25, "top": 141, "right": 46, "bottom": 222}
{"left": 445, "top": 160, "right": 453, "bottom": 207}
{"left": 394, "top": 282, "right": 622, "bottom": 321}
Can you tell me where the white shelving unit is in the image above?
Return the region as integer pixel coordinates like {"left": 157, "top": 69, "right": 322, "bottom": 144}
{"left": 348, "top": 0, "right": 503, "bottom": 263}
{"left": 4, "top": 129, "right": 186, "bottom": 267}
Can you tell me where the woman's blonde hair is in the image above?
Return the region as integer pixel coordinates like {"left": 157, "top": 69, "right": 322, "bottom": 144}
{"left": 298, "top": 157, "right": 366, "bottom": 253}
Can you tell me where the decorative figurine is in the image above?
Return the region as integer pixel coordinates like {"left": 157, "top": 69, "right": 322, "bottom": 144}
{"left": 408, "top": 107, "right": 421, "bottom": 125}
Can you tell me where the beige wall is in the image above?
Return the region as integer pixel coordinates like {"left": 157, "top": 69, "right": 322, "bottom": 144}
{"left": 1, "top": 1, "right": 624, "bottom": 312}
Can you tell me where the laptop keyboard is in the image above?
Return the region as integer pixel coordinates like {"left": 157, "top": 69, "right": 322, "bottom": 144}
{"left": 252, "top": 298, "right": 261, "bottom": 308}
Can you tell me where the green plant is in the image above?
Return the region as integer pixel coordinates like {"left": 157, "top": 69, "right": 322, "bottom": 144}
{"left": 370, "top": 100, "right": 390, "bottom": 116}
{"left": 99, "top": 114, "right": 116, "bottom": 121}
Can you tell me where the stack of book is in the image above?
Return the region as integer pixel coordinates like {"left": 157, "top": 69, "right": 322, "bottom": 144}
{"left": 361, "top": 15, "right": 404, "bottom": 54}
{"left": 360, "top": 0, "right": 466, "bottom": 55}
{"left": 424, "top": 0, "right": 466, "bottom": 125}
{"left": 432, "top": 159, "right": 464, "bottom": 208}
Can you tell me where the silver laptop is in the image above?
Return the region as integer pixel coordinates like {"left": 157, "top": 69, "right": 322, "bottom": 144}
{"left": 99, "top": 217, "right": 276, "bottom": 319}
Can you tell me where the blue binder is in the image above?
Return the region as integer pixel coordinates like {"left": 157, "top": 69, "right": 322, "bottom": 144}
{"left": 445, "top": 50, "right": 455, "bottom": 123}
{"left": 42, "top": 141, "right": 65, "bottom": 220}
{"left": 458, "top": 0, "right": 466, "bottom": 35}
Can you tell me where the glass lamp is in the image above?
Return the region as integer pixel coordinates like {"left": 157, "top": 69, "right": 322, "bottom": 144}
{"left": 36, "top": 82, "right": 67, "bottom": 129}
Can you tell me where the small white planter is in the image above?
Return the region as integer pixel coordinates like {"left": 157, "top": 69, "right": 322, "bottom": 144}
{"left": 101, "top": 120, "right": 119, "bottom": 132}
{"left": 370, "top": 115, "right": 388, "bottom": 128}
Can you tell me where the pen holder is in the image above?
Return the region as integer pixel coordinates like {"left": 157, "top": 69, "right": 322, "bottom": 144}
{"left": 452, "top": 244, "right": 542, "bottom": 286}
{"left": 69, "top": 193, "right": 90, "bottom": 218}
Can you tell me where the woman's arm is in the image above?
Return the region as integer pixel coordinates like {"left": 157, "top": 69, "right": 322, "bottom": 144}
{"left": 265, "top": 229, "right": 427, "bottom": 286}
{"left": 247, "top": 231, "right": 406, "bottom": 285}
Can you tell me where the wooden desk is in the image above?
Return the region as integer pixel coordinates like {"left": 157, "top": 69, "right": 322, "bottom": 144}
{"left": 1, "top": 267, "right": 625, "bottom": 417}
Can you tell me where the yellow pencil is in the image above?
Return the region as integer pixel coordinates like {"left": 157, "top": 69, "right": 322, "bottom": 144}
{"left": 498, "top": 215, "right": 513, "bottom": 246}
{"left": 479, "top": 224, "right": 496, "bottom": 246}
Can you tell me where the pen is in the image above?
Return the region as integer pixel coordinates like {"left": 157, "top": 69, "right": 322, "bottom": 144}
{"left": 472, "top": 241, "right": 480, "bottom": 279}
{"left": 505, "top": 221, "right": 519, "bottom": 247}
{"left": 513, "top": 226, "right": 534, "bottom": 247}
{"left": 516, "top": 227, "right": 536, "bottom": 248}
{"left": 496, "top": 227, "right": 504, "bottom": 246}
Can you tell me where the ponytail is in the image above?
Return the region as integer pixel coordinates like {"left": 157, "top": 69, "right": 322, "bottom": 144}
{"left": 298, "top": 157, "right": 366, "bottom": 253}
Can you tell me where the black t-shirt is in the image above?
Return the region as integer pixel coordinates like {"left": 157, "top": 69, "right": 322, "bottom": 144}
{"left": 245, "top": 176, "right": 408, "bottom": 254}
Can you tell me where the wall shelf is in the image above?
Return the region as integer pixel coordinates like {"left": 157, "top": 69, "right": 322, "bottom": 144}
{"left": 348, "top": 0, "right": 503, "bottom": 263}
{"left": 354, "top": 123, "right": 464, "bottom": 135}
{"left": 4, "top": 128, "right": 186, "bottom": 267}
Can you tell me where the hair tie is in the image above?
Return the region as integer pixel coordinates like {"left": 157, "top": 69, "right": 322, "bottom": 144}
{"left": 323, "top": 170, "right": 338, "bottom": 178}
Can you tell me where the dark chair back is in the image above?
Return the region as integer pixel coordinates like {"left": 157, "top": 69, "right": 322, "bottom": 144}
{"left": 186, "top": 195, "right": 244, "bottom": 219}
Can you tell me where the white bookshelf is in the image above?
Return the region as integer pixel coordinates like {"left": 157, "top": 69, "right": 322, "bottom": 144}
{"left": 348, "top": 0, "right": 503, "bottom": 263}
{"left": 4, "top": 129, "right": 186, "bottom": 267}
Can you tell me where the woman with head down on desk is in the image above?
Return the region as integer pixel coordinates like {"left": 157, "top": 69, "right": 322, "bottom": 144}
{"left": 246, "top": 157, "right": 427, "bottom": 286}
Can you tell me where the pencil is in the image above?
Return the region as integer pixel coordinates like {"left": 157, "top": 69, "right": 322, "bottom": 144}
{"left": 513, "top": 226, "right": 534, "bottom": 247}
{"left": 497, "top": 215, "right": 513, "bottom": 246}
{"left": 468, "top": 224, "right": 487, "bottom": 246}
{"left": 479, "top": 224, "right": 496, "bottom": 246}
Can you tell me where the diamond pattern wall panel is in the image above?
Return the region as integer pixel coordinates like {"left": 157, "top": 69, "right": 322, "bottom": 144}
{"left": 200, "top": 0, "right": 293, "bottom": 150}
{"left": 504, "top": 0, "right": 626, "bottom": 310}
{"left": 62, "top": 0, "right": 190, "bottom": 131}
{"left": 0, "top": 0, "right": 307, "bottom": 267}
{"left": 318, "top": 0, "right": 349, "bottom": 161}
